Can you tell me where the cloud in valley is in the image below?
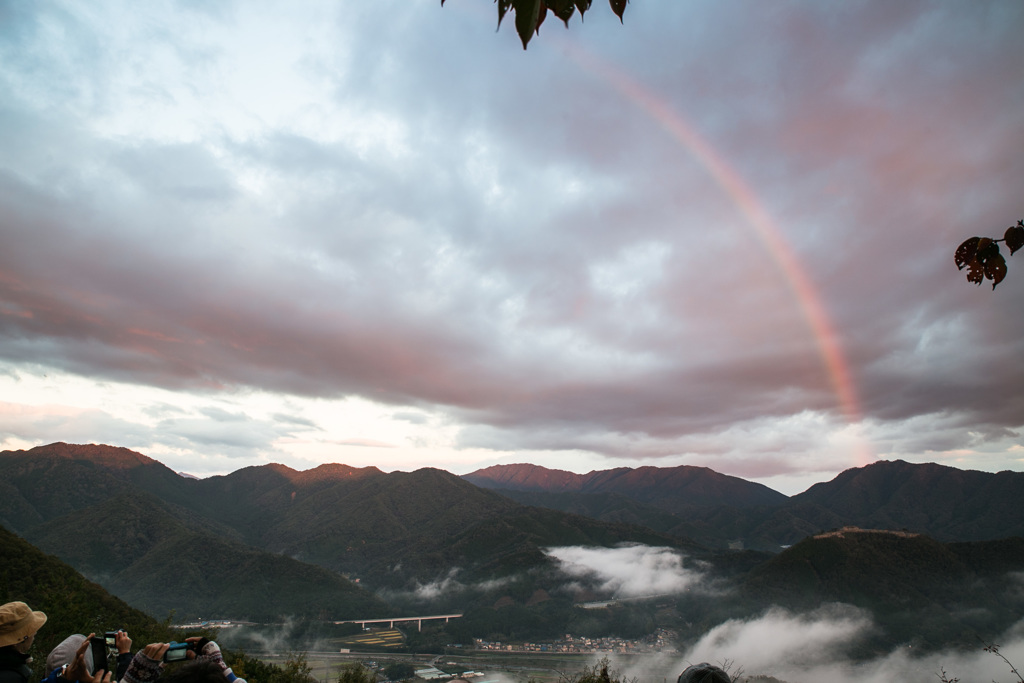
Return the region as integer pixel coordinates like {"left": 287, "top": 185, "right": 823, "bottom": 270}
{"left": 378, "top": 568, "right": 516, "bottom": 605}
{"left": 545, "top": 545, "right": 706, "bottom": 598}
{"left": 671, "top": 608, "right": 1024, "bottom": 683}
{"left": 577, "top": 607, "right": 1024, "bottom": 683}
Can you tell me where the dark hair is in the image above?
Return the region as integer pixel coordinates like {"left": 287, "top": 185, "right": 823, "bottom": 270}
{"left": 161, "top": 660, "right": 229, "bottom": 683}
{"left": 677, "top": 663, "right": 730, "bottom": 683}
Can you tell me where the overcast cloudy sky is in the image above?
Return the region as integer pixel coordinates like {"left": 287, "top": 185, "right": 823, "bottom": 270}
{"left": 1, "top": 1, "right": 1021, "bottom": 494}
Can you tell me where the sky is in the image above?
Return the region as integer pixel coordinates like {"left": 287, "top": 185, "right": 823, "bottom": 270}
{"left": 0, "top": 0, "right": 1022, "bottom": 495}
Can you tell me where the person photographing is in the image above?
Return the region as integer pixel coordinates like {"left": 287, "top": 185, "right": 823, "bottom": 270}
{"left": 122, "top": 638, "right": 245, "bottom": 683}
{"left": 0, "top": 603, "right": 109, "bottom": 683}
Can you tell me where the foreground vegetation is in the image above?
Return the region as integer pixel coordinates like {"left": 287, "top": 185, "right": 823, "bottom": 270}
{"left": 0, "top": 525, "right": 179, "bottom": 661}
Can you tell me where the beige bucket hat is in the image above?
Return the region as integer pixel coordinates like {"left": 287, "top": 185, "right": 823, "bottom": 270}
{"left": 0, "top": 602, "right": 47, "bottom": 648}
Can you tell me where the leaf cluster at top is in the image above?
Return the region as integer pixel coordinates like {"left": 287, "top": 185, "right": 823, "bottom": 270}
{"left": 440, "top": 0, "right": 629, "bottom": 49}
{"left": 955, "top": 220, "right": 1024, "bottom": 289}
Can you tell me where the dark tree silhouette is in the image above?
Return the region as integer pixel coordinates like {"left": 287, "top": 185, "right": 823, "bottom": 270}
{"left": 440, "top": 0, "right": 629, "bottom": 49}
{"left": 955, "top": 220, "right": 1024, "bottom": 289}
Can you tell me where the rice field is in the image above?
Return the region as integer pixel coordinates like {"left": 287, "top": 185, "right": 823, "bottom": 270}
{"left": 335, "top": 629, "right": 407, "bottom": 649}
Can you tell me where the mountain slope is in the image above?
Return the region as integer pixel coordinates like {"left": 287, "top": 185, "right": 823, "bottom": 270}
{"left": 109, "top": 530, "right": 390, "bottom": 621}
{"left": 0, "top": 444, "right": 393, "bottom": 620}
{"left": 741, "top": 529, "right": 1024, "bottom": 651}
{"left": 789, "top": 459, "right": 1024, "bottom": 540}
{"left": 492, "top": 489, "right": 689, "bottom": 535}
{"left": 0, "top": 525, "right": 177, "bottom": 664}
{"left": 179, "top": 465, "right": 525, "bottom": 579}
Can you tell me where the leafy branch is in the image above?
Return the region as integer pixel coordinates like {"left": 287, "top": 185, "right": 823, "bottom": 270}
{"left": 938, "top": 640, "right": 1024, "bottom": 683}
{"left": 983, "top": 642, "right": 1024, "bottom": 683}
{"left": 440, "top": 0, "right": 630, "bottom": 49}
{"left": 955, "top": 220, "right": 1024, "bottom": 289}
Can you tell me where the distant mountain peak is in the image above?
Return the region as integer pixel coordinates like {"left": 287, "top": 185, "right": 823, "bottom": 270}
{"left": 9, "top": 442, "right": 158, "bottom": 469}
{"left": 464, "top": 463, "right": 585, "bottom": 491}
{"left": 295, "top": 462, "right": 382, "bottom": 483}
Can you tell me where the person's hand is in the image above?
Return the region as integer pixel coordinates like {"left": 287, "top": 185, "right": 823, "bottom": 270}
{"left": 115, "top": 631, "right": 132, "bottom": 655}
{"left": 183, "top": 637, "right": 210, "bottom": 661}
{"left": 64, "top": 634, "right": 95, "bottom": 683}
{"left": 122, "top": 643, "right": 168, "bottom": 683}
{"left": 139, "top": 643, "right": 169, "bottom": 663}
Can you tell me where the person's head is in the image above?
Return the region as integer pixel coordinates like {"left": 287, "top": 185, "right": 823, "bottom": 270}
{"left": 161, "top": 659, "right": 231, "bottom": 683}
{"left": 677, "top": 663, "right": 731, "bottom": 683}
{"left": 46, "top": 635, "right": 94, "bottom": 674}
{"left": 0, "top": 602, "right": 47, "bottom": 654}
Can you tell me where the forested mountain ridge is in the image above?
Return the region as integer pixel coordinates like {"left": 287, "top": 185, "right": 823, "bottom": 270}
{"left": 5, "top": 443, "right": 1024, "bottom": 655}
{"left": 466, "top": 460, "right": 1024, "bottom": 550}
{"left": 738, "top": 529, "right": 1024, "bottom": 653}
{"left": 0, "top": 443, "right": 699, "bottom": 621}
{"left": 464, "top": 462, "right": 788, "bottom": 509}
{"left": 790, "top": 459, "right": 1024, "bottom": 538}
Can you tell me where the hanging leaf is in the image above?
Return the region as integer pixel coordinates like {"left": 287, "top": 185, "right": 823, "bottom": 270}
{"left": 954, "top": 218, "right": 1023, "bottom": 289}
{"left": 1005, "top": 222, "right": 1024, "bottom": 255}
{"left": 955, "top": 236, "right": 980, "bottom": 271}
{"left": 984, "top": 253, "right": 1007, "bottom": 289}
{"left": 966, "top": 258, "right": 985, "bottom": 285}
{"left": 609, "top": 0, "right": 627, "bottom": 22}
{"left": 549, "top": 0, "right": 575, "bottom": 26}
{"left": 514, "top": 0, "right": 542, "bottom": 48}
{"left": 497, "top": 0, "right": 513, "bottom": 29}
{"left": 575, "top": 0, "right": 592, "bottom": 15}
{"left": 974, "top": 237, "right": 999, "bottom": 265}
{"left": 536, "top": 0, "right": 547, "bottom": 34}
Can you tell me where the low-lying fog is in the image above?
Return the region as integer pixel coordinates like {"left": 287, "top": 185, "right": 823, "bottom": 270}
{"left": 545, "top": 545, "right": 707, "bottom": 598}
{"left": 219, "top": 610, "right": 1024, "bottom": 683}
{"left": 224, "top": 543, "right": 1024, "bottom": 682}
{"left": 631, "top": 607, "right": 1024, "bottom": 683}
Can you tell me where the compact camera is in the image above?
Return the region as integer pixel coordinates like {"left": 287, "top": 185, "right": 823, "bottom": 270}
{"left": 89, "top": 637, "right": 108, "bottom": 674}
{"left": 163, "top": 642, "right": 198, "bottom": 663}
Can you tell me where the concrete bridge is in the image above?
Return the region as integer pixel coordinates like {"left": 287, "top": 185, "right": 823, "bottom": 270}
{"left": 335, "top": 613, "right": 463, "bottom": 632}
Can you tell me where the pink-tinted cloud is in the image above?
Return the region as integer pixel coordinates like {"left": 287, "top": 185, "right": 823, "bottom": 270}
{"left": 0, "top": 1, "right": 1021, "bottom": 479}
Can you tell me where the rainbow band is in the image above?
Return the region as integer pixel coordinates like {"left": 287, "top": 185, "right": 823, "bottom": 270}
{"left": 568, "top": 45, "right": 873, "bottom": 465}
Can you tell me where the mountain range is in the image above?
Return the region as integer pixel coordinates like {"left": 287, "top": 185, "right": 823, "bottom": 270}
{"left": 4, "top": 442, "right": 1024, "bottom": 654}
{"left": 0, "top": 443, "right": 693, "bottom": 621}
{"left": 463, "top": 460, "right": 1024, "bottom": 550}
{"left": 463, "top": 462, "right": 787, "bottom": 508}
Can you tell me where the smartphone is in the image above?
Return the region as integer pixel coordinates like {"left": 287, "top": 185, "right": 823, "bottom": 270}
{"left": 89, "top": 636, "right": 108, "bottom": 674}
{"left": 163, "top": 642, "right": 191, "bottom": 663}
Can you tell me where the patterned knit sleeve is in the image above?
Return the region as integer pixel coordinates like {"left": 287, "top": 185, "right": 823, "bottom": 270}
{"left": 121, "top": 652, "right": 162, "bottom": 683}
{"left": 195, "top": 642, "right": 244, "bottom": 683}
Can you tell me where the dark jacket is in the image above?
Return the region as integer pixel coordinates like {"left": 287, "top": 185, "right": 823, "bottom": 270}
{"left": 115, "top": 652, "right": 131, "bottom": 682}
{"left": 0, "top": 646, "right": 32, "bottom": 683}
